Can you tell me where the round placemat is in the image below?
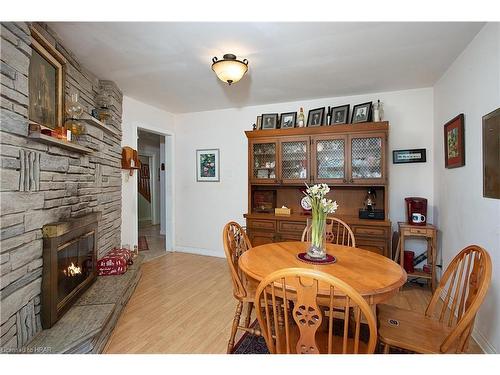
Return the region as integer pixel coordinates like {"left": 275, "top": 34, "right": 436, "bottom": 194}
{"left": 297, "top": 252, "right": 337, "bottom": 265}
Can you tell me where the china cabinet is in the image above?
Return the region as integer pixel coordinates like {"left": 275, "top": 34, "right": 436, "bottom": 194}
{"left": 244, "top": 122, "right": 391, "bottom": 257}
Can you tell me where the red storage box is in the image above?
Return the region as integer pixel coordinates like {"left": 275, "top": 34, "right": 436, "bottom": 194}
{"left": 97, "top": 248, "right": 133, "bottom": 276}
{"left": 403, "top": 250, "right": 415, "bottom": 273}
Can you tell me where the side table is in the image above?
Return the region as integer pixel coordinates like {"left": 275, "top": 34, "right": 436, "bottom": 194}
{"left": 398, "top": 222, "right": 437, "bottom": 291}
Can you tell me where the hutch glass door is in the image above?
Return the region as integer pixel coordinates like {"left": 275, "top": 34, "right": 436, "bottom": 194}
{"left": 251, "top": 140, "right": 278, "bottom": 184}
{"left": 349, "top": 134, "right": 385, "bottom": 184}
{"left": 312, "top": 135, "right": 347, "bottom": 184}
{"left": 280, "top": 137, "right": 309, "bottom": 184}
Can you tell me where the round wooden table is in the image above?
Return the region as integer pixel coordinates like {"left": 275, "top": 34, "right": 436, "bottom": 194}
{"left": 239, "top": 241, "right": 407, "bottom": 305}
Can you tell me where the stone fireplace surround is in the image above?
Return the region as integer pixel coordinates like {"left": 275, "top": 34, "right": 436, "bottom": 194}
{"left": 1, "top": 22, "right": 123, "bottom": 350}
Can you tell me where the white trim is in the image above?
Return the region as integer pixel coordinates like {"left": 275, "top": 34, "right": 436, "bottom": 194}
{"left": 174, "top": 245, "right": 225, "bottom": 259}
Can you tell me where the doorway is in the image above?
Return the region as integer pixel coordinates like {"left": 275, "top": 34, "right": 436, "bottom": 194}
{"left": 137, "top": 129, "right": 167, "bottom": 261}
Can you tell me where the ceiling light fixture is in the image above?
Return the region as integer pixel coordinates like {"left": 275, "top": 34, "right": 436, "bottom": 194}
{"left": 211, "top": 54, "right": 248, "bottom": 85}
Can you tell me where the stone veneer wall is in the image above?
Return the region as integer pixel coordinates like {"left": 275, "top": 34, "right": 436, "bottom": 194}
{"left": 0, "top": 22, "right": 123, "bottom": 349}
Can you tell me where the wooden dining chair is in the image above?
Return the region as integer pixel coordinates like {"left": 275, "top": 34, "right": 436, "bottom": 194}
{"left": 301, "top": 216, "right": 356, "bottom": 247}
{"left": 254, "top": 268, "right": 377, "bottom": 354}
{"left": 222, "top": 221, "right": 262, "bottom": 353}
{"left": 377, "top": 245, "right": 492, "bottom": 353}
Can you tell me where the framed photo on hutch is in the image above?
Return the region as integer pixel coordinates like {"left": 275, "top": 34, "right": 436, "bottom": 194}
{"left": 196, "top": 149, "right": 220, "bottom": 182}
{"left": 261, "top": 113, "right": 279, "bottom": 129}
{"left": 329, "top": 104, "right": 350, "bottom": 125}
{"left": 444, "top": 114, "right": 465, "bottom": 168}
{"left": 307, "top": 107, "right": 325, "bottom": 127}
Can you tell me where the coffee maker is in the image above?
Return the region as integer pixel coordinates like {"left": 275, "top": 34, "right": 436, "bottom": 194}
{"left": 405, "top": 197, "right": 427, "bottom": 226}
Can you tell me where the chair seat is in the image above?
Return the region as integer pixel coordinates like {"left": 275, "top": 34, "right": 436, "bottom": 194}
{"left": 377, "top": 304, "right": 454, "bottom": 354}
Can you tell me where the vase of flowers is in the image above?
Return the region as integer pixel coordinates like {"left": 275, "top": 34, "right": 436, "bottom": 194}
{"left": 303, "top": 183, "right": 338, "bottom": 260}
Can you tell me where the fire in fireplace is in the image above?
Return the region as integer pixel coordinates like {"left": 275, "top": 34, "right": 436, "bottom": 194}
{"left": 41, "top": 213, "right": 101, "bottom": 328}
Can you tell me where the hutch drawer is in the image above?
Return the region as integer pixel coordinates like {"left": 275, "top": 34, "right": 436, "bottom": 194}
{"left": 279, "top": 220, "right": 307, "bottom": 234}
{"left": 247, "top": 219, "right": 276, "bottom": 231}
{"left": 352, "top": 225, "right": 388, "bottom": 238}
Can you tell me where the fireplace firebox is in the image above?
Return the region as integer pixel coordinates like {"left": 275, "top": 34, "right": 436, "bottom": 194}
{"left": 41, "top": 212, "right": 101, "bottom": 329}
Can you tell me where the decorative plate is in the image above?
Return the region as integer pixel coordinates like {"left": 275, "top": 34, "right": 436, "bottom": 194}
{"left": 301, "top": 196, "right": 312, "bottom": 210}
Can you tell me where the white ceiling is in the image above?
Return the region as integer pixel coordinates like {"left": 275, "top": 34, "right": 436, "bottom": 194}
{"left": 47, "top": 22, "right": 484, "bottom": 113}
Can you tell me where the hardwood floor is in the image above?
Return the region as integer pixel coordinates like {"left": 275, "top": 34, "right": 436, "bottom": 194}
{"left": 103, "top": 252, "right": 483, "bottom": 354}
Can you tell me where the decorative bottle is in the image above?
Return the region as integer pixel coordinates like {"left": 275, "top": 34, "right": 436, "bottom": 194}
{"left": 298, "top": 107, "right": 305, "bottom": 127}
{"left": 373, "top": 99, "right": 382, "bottom": 122}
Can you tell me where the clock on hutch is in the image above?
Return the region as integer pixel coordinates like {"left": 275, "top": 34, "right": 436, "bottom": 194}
{"left": 244, "top": 121, "right": 391, "bottom": 257}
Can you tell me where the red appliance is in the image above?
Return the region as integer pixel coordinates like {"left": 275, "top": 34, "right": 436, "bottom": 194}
{"left": 405, "top": 197, "right": 427, "bottom": 226}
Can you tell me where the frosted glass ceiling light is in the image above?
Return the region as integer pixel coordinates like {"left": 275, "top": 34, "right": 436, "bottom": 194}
{"left": 211, "top": 54, "right": 248, "bottom": 85}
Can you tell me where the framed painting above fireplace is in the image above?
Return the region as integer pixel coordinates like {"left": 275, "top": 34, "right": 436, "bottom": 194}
{"left": 28, "top": 26, "right": 66, "bottom": 130}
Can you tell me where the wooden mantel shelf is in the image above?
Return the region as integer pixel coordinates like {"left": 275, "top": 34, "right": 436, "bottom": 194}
{"left": 79, "top": 114, "right": 120, "bottom": 137}
{"left": 28, "top": 129, "right": 92, "bottom": 154}
{"left": 246, "top": 121, "right": 389, "bottom": 138}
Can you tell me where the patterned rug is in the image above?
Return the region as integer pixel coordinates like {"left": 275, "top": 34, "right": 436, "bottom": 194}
{"left": 231, "top": 319, "right": 407, "bottom": 354}
{"left": 138, "top": 236, "right": 149, "bottom": 251}
{"left": 232, "top": 320, "right": 269, "bottom": 354}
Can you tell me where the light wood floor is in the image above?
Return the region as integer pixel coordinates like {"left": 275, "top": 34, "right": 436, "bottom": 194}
{"left": 104, "top": 252, "right": 482, "bottom": 354}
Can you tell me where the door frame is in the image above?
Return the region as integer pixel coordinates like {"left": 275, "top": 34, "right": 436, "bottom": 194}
{"left": 137, "top": 127, "right": 175, "bottom": 251}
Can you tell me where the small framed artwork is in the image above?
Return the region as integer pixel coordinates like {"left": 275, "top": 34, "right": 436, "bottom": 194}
{"left": 393, "top": 148, "right": 427, "bottom": 164}
{"left": 261, "top": 113, "right": 279, "bottom": 129}
{"left": 351, "top": 102, "right": 372, "bottom": 123}
{"left": 329, "top": 105, "right": 350, "bottom": 125}
{"left": 280, "top": 112, "right": 296, "bottom": 129}
{"left": 196, "top": 149, "right": 220, "bottom": 182}
{"left": 482, "top": 108, "right": 499, "bottom": 198}
{"left": 256, "top": 115, "right": 262, "bottom": 130}
{"left": 444, "top": 114, "right": 465, "bottom": 169}
{"left": 307, "top": 107, "right": 325, "bottom": 127}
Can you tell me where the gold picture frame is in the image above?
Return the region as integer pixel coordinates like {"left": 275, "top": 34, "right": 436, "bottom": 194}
{"left": 28, "top": 26, "right": 66, "bottom": 130}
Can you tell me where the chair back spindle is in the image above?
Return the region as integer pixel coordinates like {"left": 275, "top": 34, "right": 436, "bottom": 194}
{"left": 301, "top": 217, "right": 356, "bottom": 247}
{"left": 425, "top": 245, "right": 491, "bottom": 353}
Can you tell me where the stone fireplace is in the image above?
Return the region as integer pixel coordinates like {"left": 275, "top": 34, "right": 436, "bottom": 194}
{"left": 0, "top": 22, "right": 123, "bottom": 350}
{"left": 41, "top": 213, "right": 100, "bottom": 328}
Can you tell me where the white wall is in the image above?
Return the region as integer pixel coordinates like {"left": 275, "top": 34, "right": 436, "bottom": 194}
{"left": 121, "top": 96, "right": 176, "bottom": 250}
{"left": 174, "top": 88, "right": 434, "bottom": 257}
{"left": 434, "top": 23, "right": 500, "bottom": 353}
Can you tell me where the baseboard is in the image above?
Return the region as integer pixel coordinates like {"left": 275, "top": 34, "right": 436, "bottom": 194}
{"left": 174, "top": 245, "right": 225, "bottom": 259}
{"left": 472, "top": 327, "right": 496, "bottom": 353}
{"left": 439, "top": 288, "right": 496, "bottom": 353}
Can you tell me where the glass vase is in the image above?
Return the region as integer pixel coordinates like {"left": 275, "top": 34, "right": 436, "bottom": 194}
{"left": 306, "top": 216, "right": 327, "bottom": 260}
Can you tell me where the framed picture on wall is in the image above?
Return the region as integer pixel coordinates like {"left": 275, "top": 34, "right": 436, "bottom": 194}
{"left": 444, "top": 114, "right": 465, "bottom": 168}
{"left": 482, "top": 108, "right": 499, "bottom": 198}
{"left": 28, "top": 26, "right": 66, "bottom": 130}
{"left": 196, "top": 149, "right": 220, "bottom": 182}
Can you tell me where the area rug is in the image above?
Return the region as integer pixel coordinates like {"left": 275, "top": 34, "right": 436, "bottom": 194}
{"left": 231, "top": 320, "right": 269, "bottom": 354}
{"left": 138, "top": 236, "right": 149, "bottom": 251}
{"left": 231, "top": 319, "right": 407, "bottom": 354}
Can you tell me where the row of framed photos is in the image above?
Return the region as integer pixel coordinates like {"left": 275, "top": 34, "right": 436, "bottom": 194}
{"left": 256, "top": 101, "right": 374, "bottom": 130}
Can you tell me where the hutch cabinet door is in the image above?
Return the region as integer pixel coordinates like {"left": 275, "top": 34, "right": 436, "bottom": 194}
{"left": 247, "top": 230, "right": 275, "bottom": 246}
{"left": 348, "top": 133, "right": 387, "bottom": 185}
{"left": 311, "top": 135, "right": 348, "bottom": 184}
{"left": 279, "top": 136, "right": 310, "bottom": 184}
{"left": 250, "top": 139, "right": 279, "bottom": 184}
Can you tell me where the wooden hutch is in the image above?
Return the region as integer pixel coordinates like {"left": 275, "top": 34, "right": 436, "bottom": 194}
{"left": 244, "top": 121, "right": 391, "bottom": 257}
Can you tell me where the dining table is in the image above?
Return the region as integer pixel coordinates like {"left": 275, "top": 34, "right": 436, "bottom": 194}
{"left": 239, "top": 241, "right": 407, "bottom": 306}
